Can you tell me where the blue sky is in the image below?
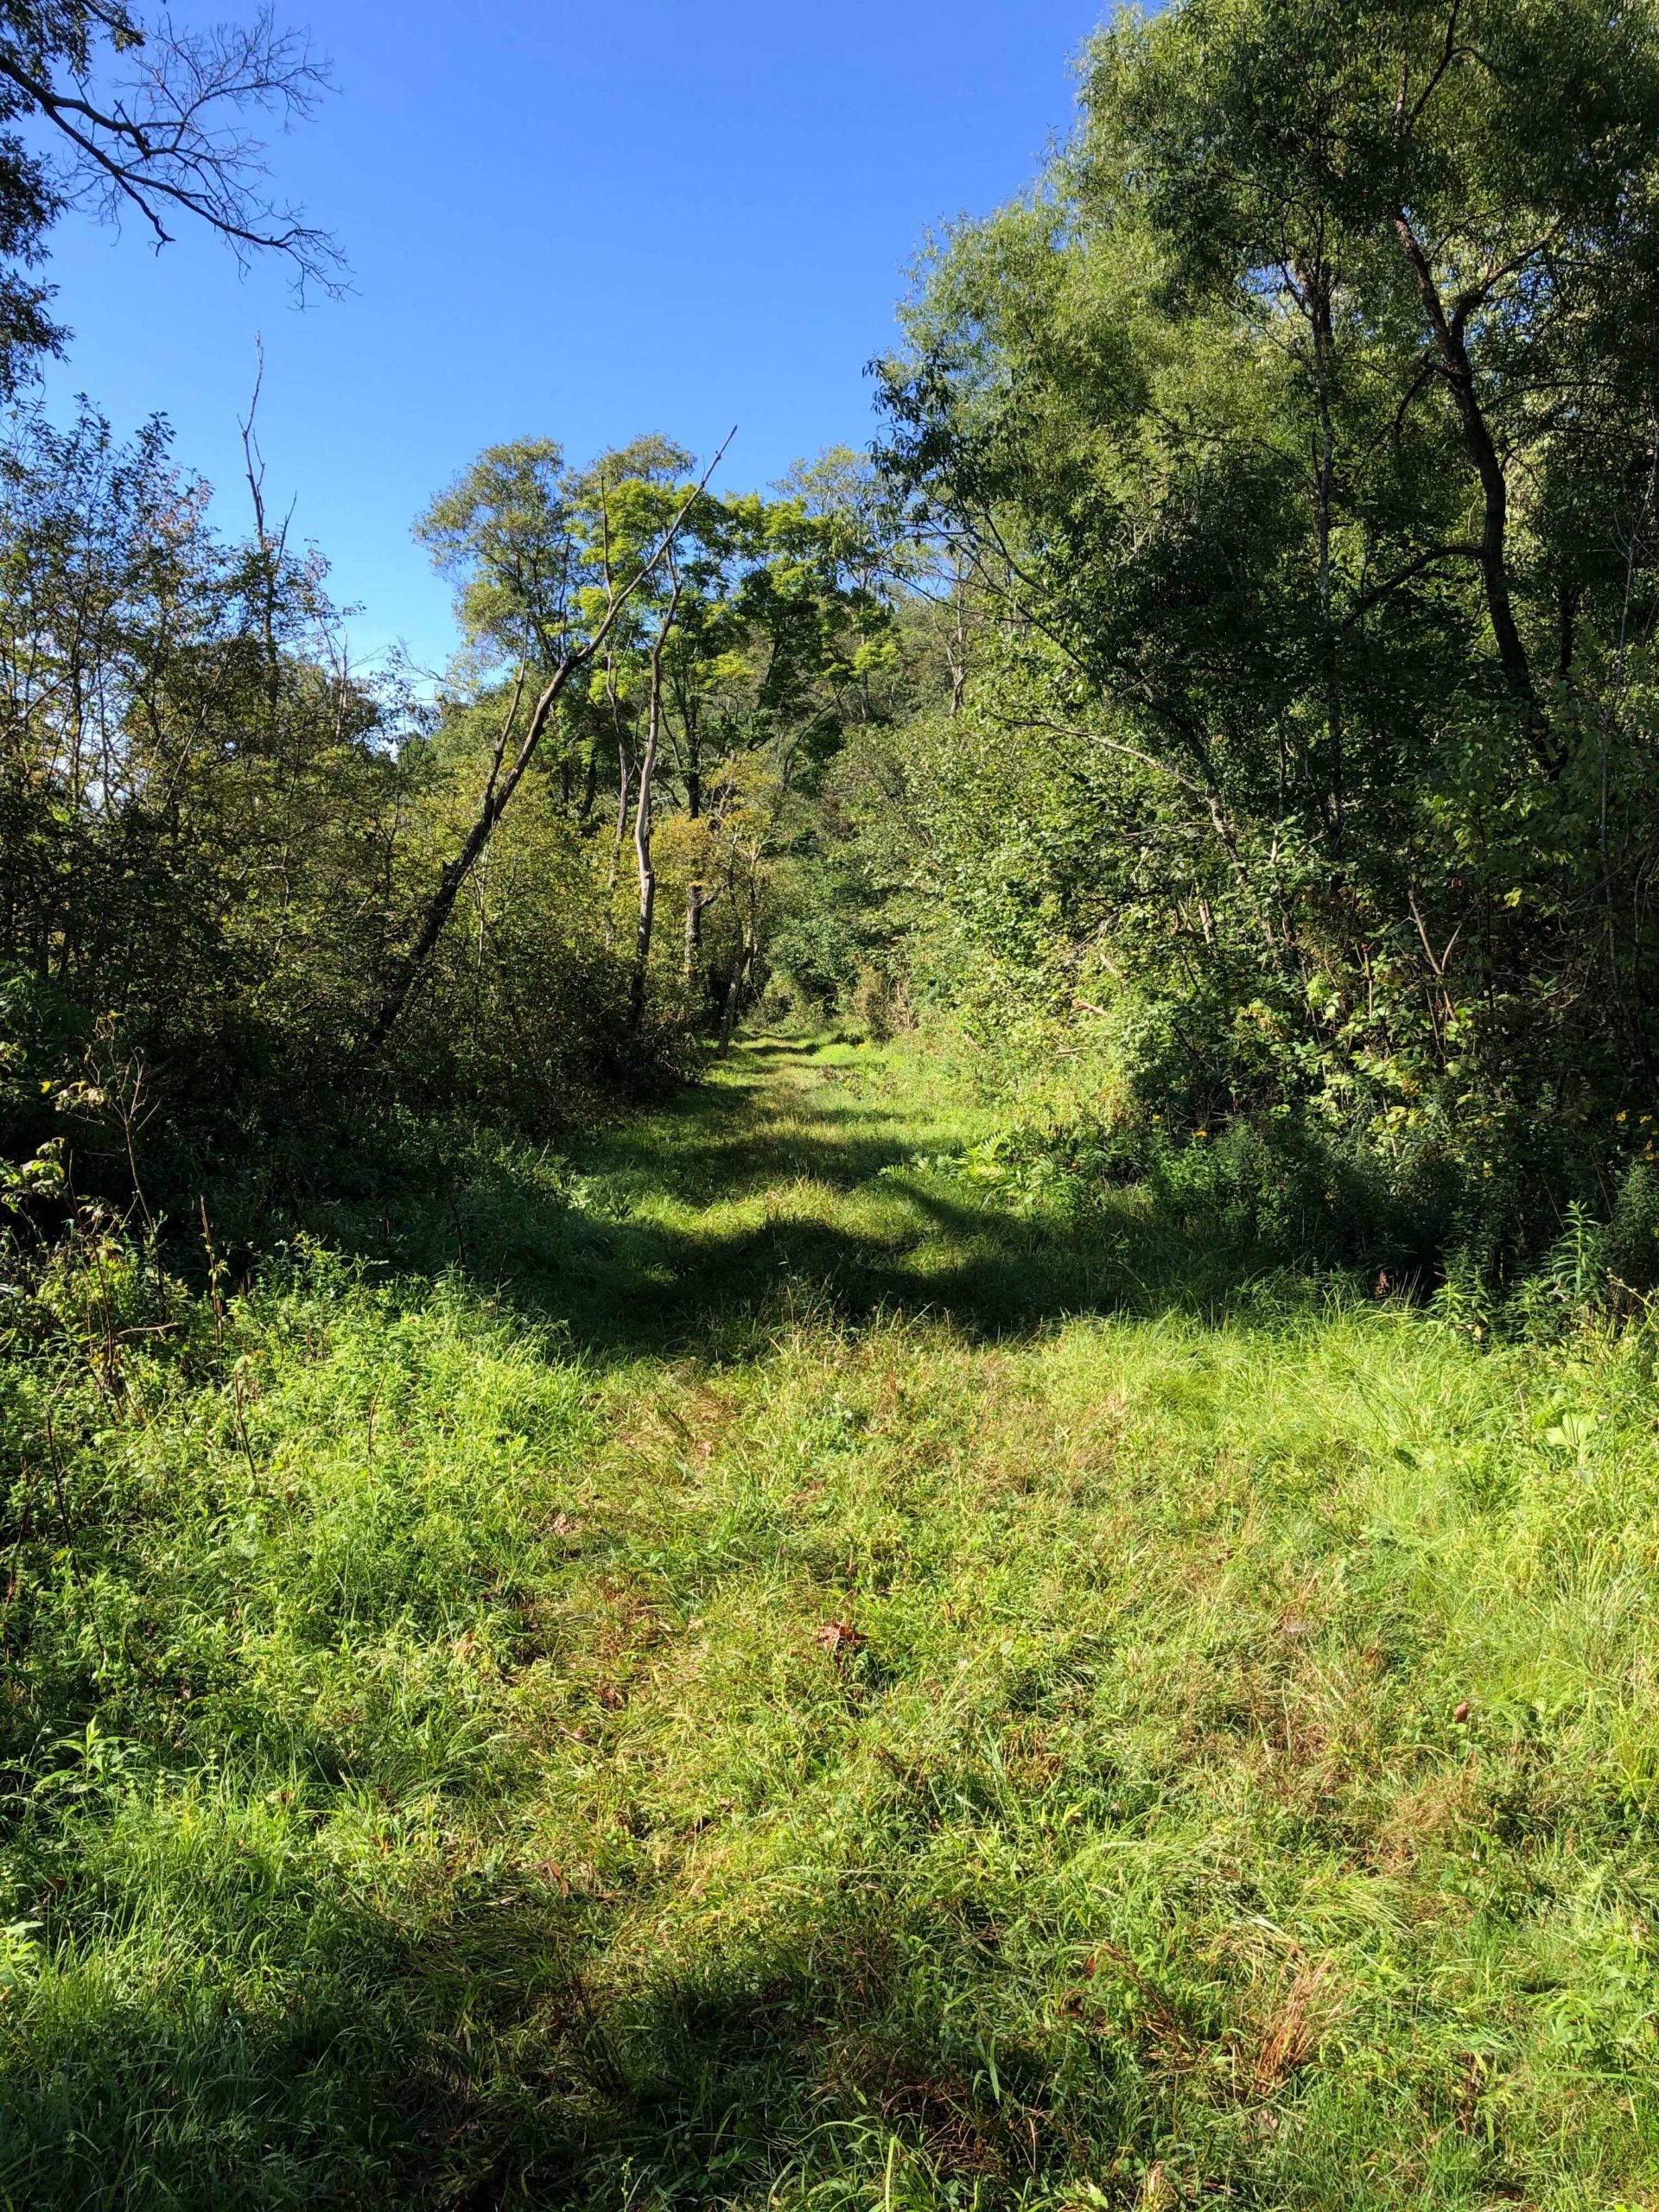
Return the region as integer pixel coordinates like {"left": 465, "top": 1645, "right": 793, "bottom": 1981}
{"left": 36, "top": 0, "right": 1103, "bottom": 674}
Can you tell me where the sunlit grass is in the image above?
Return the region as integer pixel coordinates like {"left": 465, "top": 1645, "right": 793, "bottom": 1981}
{"left": 3, "top": 1037, "right": 1659, "bottom": 2205}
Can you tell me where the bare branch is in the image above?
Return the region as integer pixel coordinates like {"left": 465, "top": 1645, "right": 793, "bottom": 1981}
{"left": 0, "top": 7, "right": 344, "bottom": 293}
{"left": 988, "top": 709, "right": 1211, "bottom": 800}
{"left": 1342, "top": 541, "right": 1483, "bottom": 624}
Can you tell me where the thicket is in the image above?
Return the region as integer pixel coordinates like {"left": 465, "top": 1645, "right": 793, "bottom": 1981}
{"left": 769, "top": 0, "right": 1659, "bottom": 1300}
{"left": 0, "top": 403, "right": 906, "bottom": 1248}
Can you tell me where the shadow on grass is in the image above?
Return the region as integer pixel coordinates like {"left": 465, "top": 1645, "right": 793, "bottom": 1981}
{"left": 536, "top": 1926, "right": 1147, "bottom": 2210}
{"left": 0, "top": 1046, "right": 1428, "bottom": 2209}
{"left": 0, "top": 1902, "right": 1160, "bottom": 2210}
{"left": 312, "top": 1039, "right": 1298, "bottom": 1362}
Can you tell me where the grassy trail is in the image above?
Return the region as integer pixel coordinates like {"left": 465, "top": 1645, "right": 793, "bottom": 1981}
{"left": 7, "top": 1038, "right": 1659, "bottom": 2208}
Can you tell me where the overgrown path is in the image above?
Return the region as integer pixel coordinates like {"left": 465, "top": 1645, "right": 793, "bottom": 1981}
{"left": 469, "top": 1031, "right": 1135, "bottom": 1352}
{"left": 7, "top": 1039, "right": 1659, "bottom": 2209}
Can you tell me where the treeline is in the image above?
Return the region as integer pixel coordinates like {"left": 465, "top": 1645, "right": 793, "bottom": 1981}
{"left": 776, "top": 0, "right": 1659, "bottom": 1297}
{"left": 11, "top": 0, "right": 1659, "bottom": 1299}
{"left": 0, "top": 410, "right": 904, "bottom": 1232}
{"left": 0, "top": 0, "right": 914, "bottom": 1248}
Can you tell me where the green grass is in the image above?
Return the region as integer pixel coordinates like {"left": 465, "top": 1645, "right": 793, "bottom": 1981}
{"left": 4, "top": 1035, "right": 1659, "bottom": 2207}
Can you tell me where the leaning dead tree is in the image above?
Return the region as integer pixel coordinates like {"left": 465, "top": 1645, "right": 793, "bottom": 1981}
{"left": 361, "top": 435, "right": 733, "bottom": 1059}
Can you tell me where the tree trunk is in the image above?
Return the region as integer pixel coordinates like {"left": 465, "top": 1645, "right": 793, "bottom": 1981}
{"left": 1305, "top": 260, "right": 1344, "bottom": 844}
{"left": 604, "top": 685, "right": 632, "bottom": 946}
{"left": 630, "top": 581, "right": 682, "bottom": 1028}
{"left": 948, "top": 553, "right": 968, "bottom": 715}
{"left": 683, "top": 714, "right": 703, "bottom": 980}
{"left": 361, "top": 444, "right": 727, "bottom": 1059}
{"left": 717, "top": 958, "right": 744, "bottom": 1052}
{"left": 630, "top": 702, "right": 659, "bottom": 1030}
{"left": 717, "top": 931, "right": 753, "bottom": 1053}
{"left": 1393, "top": 213, "right": 1544, "bottom": 747}
{"left": 717, "top": 886, "right": 760, "bottom": 1053}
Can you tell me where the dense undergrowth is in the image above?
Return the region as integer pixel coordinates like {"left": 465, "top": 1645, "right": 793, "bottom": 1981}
{"left": 916, "top": 1103, "right": 1659, "bottom": 1333}
{"left": 0, "top": 1033, "right": 1658, "bottom": 2208}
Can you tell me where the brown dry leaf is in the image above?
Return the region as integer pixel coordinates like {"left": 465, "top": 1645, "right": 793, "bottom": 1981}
{"left": 816, "top": 1618, "right": 867, "bottom": 1659}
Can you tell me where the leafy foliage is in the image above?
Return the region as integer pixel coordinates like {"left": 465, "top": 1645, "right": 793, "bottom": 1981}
{"left": 808, "top": 0, "right": 1659, "bottom": 1284}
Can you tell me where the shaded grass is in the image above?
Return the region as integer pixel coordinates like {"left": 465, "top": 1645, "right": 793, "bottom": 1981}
{"left": 2, "top": 1039, "right": 1659, "bottom": 2203}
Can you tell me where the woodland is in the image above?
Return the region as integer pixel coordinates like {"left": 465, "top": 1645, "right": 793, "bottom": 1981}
{"left": 8, "top": 0, "right": 1659, "bottom": 2206}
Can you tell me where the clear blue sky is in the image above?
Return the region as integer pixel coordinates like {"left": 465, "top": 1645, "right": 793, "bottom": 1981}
{"left": 36, "top": 1, "right": 1103, "bottom": 674}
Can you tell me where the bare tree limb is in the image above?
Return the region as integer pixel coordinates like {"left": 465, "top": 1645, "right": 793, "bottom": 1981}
{"left": 0, "top": 9, "right": 344, "bottom": 292}
{"left": 1342, "top": 541, "right": 1482, "bottom": 624}
{"left": 1392, "top": 208, "right": 1548, "bottom": 749}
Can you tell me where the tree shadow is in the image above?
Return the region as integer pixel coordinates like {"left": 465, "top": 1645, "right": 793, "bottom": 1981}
{"left": 525, "top": 1919, "right": 1151, "bottom": 2209}
{"left": 0, "top": 1051, "right": 1362, "bottom": 2207}
{"left": 329, "top": 1148, "right": 1287, "bottom": 1369}
{"left": 0, "top": 1880, "right": 1167, "bottom": 2209}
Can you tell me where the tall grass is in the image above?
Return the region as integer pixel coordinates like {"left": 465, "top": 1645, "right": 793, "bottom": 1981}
{"left": 1, "top": 1039, "right": 1658, "bottom": 2205}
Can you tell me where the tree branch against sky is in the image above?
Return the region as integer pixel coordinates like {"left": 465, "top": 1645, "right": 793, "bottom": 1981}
{"left": 0, "top": 0, "right": 340, "bottom": 391}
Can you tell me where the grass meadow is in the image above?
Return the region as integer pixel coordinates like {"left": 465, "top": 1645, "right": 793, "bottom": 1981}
{"left": 2, "top": 1038, "right": 1659, "bottom": 2207}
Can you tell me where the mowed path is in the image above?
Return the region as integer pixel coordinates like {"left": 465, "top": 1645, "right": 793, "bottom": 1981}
{"left": 10, "top": 1038, "right": 1659, "bottom": 2210}
{"left": 445, "top": 1038, "right": 1659, "bottom": 2209}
